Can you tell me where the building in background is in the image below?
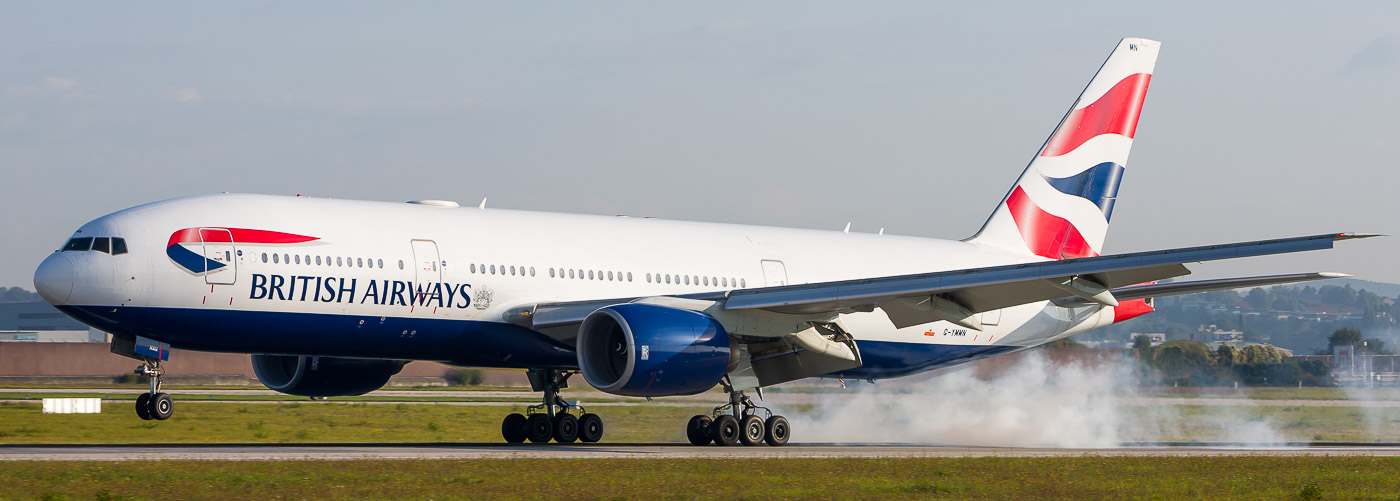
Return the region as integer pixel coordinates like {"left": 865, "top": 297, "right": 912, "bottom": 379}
{"left": 0, "top": 301, "right": 106, "bottom": 342}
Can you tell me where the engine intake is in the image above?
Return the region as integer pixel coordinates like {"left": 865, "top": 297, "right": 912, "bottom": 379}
{"left": 251, "top": 355, "right": 405, "bottom": 397}
{"left": 577, "top": 303, "right": 730, "bottom": 397}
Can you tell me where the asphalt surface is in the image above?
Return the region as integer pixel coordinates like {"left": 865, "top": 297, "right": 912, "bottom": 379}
{"left": 4, "top": 442, "right": 1400, "bottom": 460}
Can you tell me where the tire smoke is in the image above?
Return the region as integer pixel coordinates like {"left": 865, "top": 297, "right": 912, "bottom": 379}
{"left": 774, "top": 351, "right": 1285, "bottom": 447}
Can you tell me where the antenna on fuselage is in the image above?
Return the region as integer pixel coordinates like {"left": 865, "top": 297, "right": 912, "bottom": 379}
{"left": 843, "top": 222, "right": 851, "bottom": 234}
{"left": 478, "top": 197, "right": 487, "bottom": 209}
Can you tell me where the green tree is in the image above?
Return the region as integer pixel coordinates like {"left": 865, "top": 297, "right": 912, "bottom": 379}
{"left": 1239, "top": 344, "right": 1286, "bottom": 365}
{"left": 1246, "top": 288, "right": 1272, "bottom": 309}
{"left": 1216, "top": 344, "right": 1240, "bottom": 367}
{"left": 1327, "top": 328, "right": 1364, "bottom": 351}
{"left": 1132, "top": 335, "right": 1153, "bottom": 350}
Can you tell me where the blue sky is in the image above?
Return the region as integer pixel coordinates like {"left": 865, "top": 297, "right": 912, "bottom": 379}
{"left": 3, "top": 2, "right": 1397, "bottom": 288}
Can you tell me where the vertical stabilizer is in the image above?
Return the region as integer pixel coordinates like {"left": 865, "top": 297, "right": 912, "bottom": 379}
{"left": 967, "top": 38, "right": 1160, "bottom": 259}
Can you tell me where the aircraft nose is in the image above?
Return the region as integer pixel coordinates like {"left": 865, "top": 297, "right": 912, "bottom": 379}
{"left": 34, "top": 253, "right": 74, "bottom": 305}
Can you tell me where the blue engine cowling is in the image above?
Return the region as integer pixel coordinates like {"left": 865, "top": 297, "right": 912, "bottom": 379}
{"left": 576, "top": 303, "right": 731, "bottom": 397}
{"left": 251, "top": 354, "right": 405, "bottom": 397}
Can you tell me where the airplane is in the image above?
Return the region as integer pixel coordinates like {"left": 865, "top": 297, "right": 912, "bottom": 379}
{"left": 32, "top": 37, "right": 1373, "bottom": 446}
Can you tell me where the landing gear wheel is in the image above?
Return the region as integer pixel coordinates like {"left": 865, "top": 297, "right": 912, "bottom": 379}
{"left": 553, "top": 413, "right": 579, "bottom": 443}
{"left": 525, "top": 414, "right": 553, "bottom": 443}
{"left": 710, "top": 415, "right": 740, "bottom": 446}
{"left": 149, "top": 393, "right": 174, "bottom": 421}
{"left": 501, "top": 413, "right": 527, "bottom": 443}
{"left": 134, "top": 393, "right": 153, "bottom": 420}
{"left": 739, "top": 414, "right": 766, "bottom": 446}
{"left": 686, "top": 415, "right": 714, "bottom": 446}
{"left": 764, "top": 415, "right": 790, "bottom": 446}
{"left": 578, "top": 413, "right": 604, "bottom": 443}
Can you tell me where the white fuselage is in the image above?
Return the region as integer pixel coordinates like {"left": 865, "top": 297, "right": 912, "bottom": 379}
{"left": 37, "top": 193, "right": 1124, "bottom": 378}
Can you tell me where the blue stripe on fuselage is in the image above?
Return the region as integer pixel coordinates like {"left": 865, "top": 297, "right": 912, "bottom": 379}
{"left": 56, "top": 305, "right": 577, "bottom": 369}
{"left": 57, "top": 305, "right": 1021, "bottom": 380}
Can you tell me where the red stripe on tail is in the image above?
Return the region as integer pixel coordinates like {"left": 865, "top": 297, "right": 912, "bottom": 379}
{"left": 1005, "top": 187, "right": 1098, "bottom": 259}
{"left": 1040, "top": 73, "right": 1151, "bottom": 157}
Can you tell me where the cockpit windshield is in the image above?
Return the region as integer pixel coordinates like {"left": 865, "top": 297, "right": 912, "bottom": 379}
{"left": 63, "top": 237, "right": 127, "bottom": 255}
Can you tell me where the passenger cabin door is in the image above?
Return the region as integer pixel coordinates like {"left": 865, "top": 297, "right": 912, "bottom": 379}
{"left": 411, "top": 240, "right": 442, "bottom": 304}
{"left": 760, "top": 259, "right": 788, "bottom": 287}
{"left": 200, "top": 228, "right": 236, "bottom": 285}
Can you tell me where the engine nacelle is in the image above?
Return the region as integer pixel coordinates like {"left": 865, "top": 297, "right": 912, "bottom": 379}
{"left": 576, "top": 303, "right": 731, "bottom": 397}
{"left": 251, "top": 354, "right": 405, "bottom": 397}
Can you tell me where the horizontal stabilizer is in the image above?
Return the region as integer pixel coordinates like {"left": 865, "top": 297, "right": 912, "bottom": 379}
{"left": 1057, "top": 272, "right": 1352, "bottom": 306}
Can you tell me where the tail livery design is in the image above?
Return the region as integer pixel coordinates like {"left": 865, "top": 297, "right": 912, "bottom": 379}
{"left": 969, "top": 38, "right": 1159, "bottom": 259}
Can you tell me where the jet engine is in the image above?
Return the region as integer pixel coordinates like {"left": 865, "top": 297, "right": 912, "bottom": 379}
{"left": 251, "top": 354, "right": 405, "bottom": 397}
{"left": 576, "top": 303, "right": 731, "bottom": 397}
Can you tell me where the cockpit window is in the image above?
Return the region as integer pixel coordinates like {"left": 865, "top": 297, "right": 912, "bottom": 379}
{"left": 112, "top": 238, "right": 128, "bottom": 255}
{"left": 92, "top": 237, "right": 111, "bottom": 254}
{"left": 62, "top": 237, "right": 93, "bottom": 252}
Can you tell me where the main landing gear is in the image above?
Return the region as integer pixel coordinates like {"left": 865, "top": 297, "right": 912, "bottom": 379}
{"left": 687, "top": 381, "right": 789, "bottom": 446}
{"left": 501, "top": 369, "right": 604, "bottom": 444}
{"left": 133, "top": 358, "right": 173, "bottom": 421}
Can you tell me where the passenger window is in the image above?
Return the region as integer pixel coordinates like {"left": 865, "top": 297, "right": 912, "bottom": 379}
{"left": 510, "top": 266, "right": 516, "bottom": 276}
{"left": 569, "top": 269, "right": 576, "bottom": 279}
{"left": 646, "top": 273, "right": 652, "bottom": 283}
{"left": 62, "top": 237, "right": 93, "bottom": 252}
{"left": 227, "top": 251, "right": 233, "bottom": 261}
{"left": 262, "top": 253, "right": 268, "bottom": 263}
{"left": 684, "top": 276, "right": 690, "bottom": 285}
{"left": 111, "top": 238, "right": 128, "bottom": 255}
{"left": 702, "top": 276, "right": 709, "bottom": 286}
{"left": 273, "top": 254, "right": 280, "bottom": 264}
{"left": 399, "top": 260, "right": 405, "bottom": 270}
{"left": 607, "top": 271, "right": 614, "bottom": 281}
{"left": 316, "top": 256, "right": 322, "bottom": 265}
{"left": 336, "top": 257, "right": 343, "bottom": 266}
{"left": 530, "top": 267, "right": 536, "bottom": 277}
{"left": 665, "top": 275, "right": 672, "bottom": 284}
{"left": 355, "top": 258, "right": 362, "bottom": 267}
{"left": 471, "top": 264, "right": 477, "bottom": 273}
{"left": 295, "top": 255, "right": 301, "bottom": 264}
{"left": 92, "top": 237, "right": 111, "bottom": 254}
{"left": 627, "top": 272, "right": 633, "bottom": 282}
{"left": 549, "top": 268, "right": 556, "bottom": 278}
{"left": 741, "top": 279, "right": 746, "bottom": 288}
{"left": 722, "top": 277, "right": 728, "bottom": 287}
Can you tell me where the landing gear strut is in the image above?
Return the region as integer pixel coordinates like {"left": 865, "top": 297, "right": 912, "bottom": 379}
{"left": 501, "top": 369, "right": 604, "bottom": 444}
{"left": 687, "top": 379, "right": 789, "bottom": 446}
{"left": 134, "top": 358, "right": 173, "bottom": 421}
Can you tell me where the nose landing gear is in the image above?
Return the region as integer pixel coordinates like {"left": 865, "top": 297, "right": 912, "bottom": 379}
{"left": 500, "top": 369, "right": 604, "bottom": 444}
{"left": 133, "top": 358, "right": 173, "bottom": 421}
{"left": 687, "top": 381, "right": 789, "bottom": 446}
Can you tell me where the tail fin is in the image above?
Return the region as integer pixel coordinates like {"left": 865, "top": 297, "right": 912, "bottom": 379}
{"left": 967, "top": 38, "right": 1160, "bottom": 259}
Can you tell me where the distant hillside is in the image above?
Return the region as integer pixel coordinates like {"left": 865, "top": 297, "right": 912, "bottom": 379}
{"left": 1313, "top": 278, "right": 1400, "bottom": 298}
{"left": 0, "top": 287, "right": 40, "bottom": 303}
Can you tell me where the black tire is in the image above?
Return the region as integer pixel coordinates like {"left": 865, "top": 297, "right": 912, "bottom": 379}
{"left": 739, "top": 414, "right": 766, "bottom": 446}
{"left": 149, "top": 392, "right": 174, "bottom": 421}
{"left": 501, "top": 413, "right": 527, "bottom": 443}
{"left": 525, "top": 414, "right": 553, "bottom": 443}
{"left": 764, "top": 415, "right": 790, "bottom": 446}
{"left": 710, "top": 415, "right": 740, "bottom": 446}
{"left": 553, "top": 413, "right": 580, "bottom": 443}
{"left": 134, "top": 393, "right": 153, "bottom": 421}
{"left": 686, "top": 415, "right": 713, "bottom": 446}
{"left": 578, "top": 413, "right": 604, "bottom": 443}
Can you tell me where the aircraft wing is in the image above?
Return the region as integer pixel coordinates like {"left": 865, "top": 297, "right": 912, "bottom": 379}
{"left": 508, "top": 233, "right": 1372, "bottom": 339}
{"left": 721, "top": 233, "right": 1373, "bottom": 325}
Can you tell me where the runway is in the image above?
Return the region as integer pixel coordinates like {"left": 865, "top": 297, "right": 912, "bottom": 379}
{"left": 5, "top": 442, "right": 1400, "bottom": 461}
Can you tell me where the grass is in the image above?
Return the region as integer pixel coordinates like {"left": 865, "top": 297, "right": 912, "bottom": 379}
{"left": 0, "top": 401, "right": 714, "bottom": 444}
{"left": 1, "top": 457, "right": 1399, "bottom": 500}
{"left": 3, "top": 399, "right": 1400, "bottom": 444}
